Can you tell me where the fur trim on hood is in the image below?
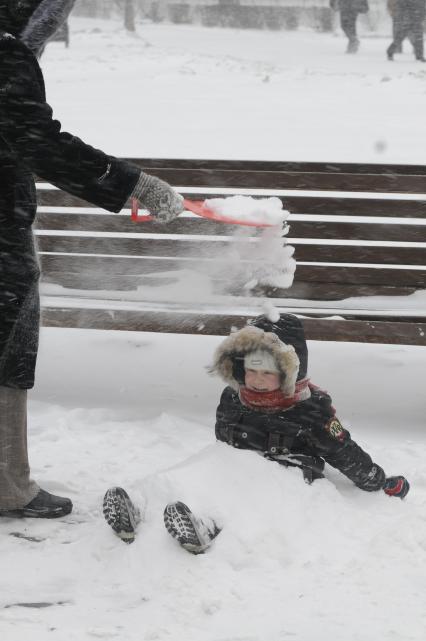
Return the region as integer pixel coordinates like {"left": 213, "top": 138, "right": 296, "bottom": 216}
{"left": 209, "top": 325, "right": 300, "bottom": 396}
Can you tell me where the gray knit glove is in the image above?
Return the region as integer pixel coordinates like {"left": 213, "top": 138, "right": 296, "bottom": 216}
{"left": 131, "top": 172, "right": 184, "bottom": 224}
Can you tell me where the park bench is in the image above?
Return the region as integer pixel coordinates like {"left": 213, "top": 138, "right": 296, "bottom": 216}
{"left": 35, "top": 158, "right": 426, "bottom": 346}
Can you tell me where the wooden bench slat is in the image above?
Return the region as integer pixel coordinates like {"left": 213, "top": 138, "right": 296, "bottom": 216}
{"left": 296, "top": 264, "right": 426, "bottom": 287}
{"left": 35, "top": 213, "right": 245, "bottom": 235}
{"left": 39, "top": 254, "right": 184, "bottom": 275}
{"left": 36, "top": 158, "right": 426, "bottom": 192}
{"left": 37, "top": 236, "right": 233, "bottom": 257}
{"left": 251, "top": 282, "right": 418, "bottom": 301}
{"left": 38, "top": 254, "right": 426, "bottom": 288}
{"left": 34, "top": 157, "right": 426, "bottom": 176}
{"left": 294, "top": 245, "right": 426, "bottom": 265}
{"left": 185, "top": 195, "right": 426, "bottom": 219}
{"left": 34, "top": 212, "right": 426, "bottom": 243}
{"left": 123, "top": 158, "right": 426, "bottom": 176}
{"left": 36, "top": 172, "right": 426, "bottom": 195}
{"left": 41, "top": 272, "right": 178, "bottom": 290}
{"left": 125, "top": 169, "right": 426, "bottom": 194}
{"left": 36, "top": 191, "right": 426, "bottom": 219}
{"left": 284, "top": 197, "right": 426, "bottom": 218}
{"left": 40, "top": 306, "right": 426, "bottom": 346}
{"left": 36, "top": 236, "right": 426, "bottom": 266}
{"left": 290, "top": 221, "right": 426, "bottom": 242}
{"left": 40, "top": 271, "right": 417, "bottom": 300}
{"left": 302, "top": 318, "right": 426, "bottom": 345}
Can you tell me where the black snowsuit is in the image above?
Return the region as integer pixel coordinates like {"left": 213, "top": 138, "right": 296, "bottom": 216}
{"left": 215, "top": 384, "right": 386, "bottom": 490}
{"left": 0, "top": 31, "right": 140, "bottom": 388}
{"left": 214, "top": 314, "right": 386, "bottom": 491}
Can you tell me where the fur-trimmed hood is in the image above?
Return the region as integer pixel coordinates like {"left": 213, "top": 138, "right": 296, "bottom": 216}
{"left": 209, "top": 324, "right": 300, "bottom": 396}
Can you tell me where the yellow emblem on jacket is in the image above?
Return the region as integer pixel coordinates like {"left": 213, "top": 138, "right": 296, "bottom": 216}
{"left": 326, "top": 417, "right": 345, "bottom": 442}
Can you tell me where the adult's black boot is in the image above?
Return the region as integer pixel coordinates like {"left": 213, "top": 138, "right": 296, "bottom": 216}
{"left": 0, "top": 489, "right": 73, "bottom": 519}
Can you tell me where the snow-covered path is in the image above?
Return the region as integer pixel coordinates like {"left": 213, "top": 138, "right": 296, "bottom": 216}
{"left": 42, "top": 17, "right": 426, "bottom": 164}
{"left": 1, "top": 328, "right": 425, "bottom": 641}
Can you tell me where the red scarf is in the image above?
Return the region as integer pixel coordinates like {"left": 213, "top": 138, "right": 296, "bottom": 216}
{"left": 239, "top": 378, "right": 310, "bottom": 411}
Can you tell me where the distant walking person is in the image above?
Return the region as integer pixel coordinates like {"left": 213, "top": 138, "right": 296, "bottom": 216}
{"left": 331, "top": 0, "right": 369, "bottom": 53}
{"left": 387, "top": 0, "right": 426, "bottom": 61}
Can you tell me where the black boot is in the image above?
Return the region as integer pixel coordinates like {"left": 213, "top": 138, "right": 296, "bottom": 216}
{"left": 103, "top": 487, "right": 140, "bottom": 544}
{"left": 163, "top": 501, "right": 220, "bottom": 555}
{"left": 0, "top": 489, "right": 73, "bottom": 519}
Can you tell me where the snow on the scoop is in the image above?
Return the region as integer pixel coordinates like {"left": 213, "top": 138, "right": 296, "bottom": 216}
{"left": 204, "top": 195, "right": 287, "bottom": 225}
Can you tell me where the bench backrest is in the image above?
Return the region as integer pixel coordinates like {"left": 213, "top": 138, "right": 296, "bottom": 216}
{"left": 35, "top": 158, "right": 426, "bottom": 345}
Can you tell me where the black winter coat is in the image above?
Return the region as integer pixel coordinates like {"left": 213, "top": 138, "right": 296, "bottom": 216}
{"left": 215, "top": 384, "right": 386, "bottom": 491}
{"left": 0, "top": 33, "right": 140, "bottom": 388}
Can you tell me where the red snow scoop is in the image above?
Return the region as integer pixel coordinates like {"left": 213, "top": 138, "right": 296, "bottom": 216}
{"left": 131, "top": 198, "right": 276, "bottom": 227}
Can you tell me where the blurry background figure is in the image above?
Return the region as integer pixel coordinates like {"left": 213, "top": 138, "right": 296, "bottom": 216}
{"left": 388, "top": 0, "right": 404, "bottom": 52}
{"left": 330, "top": 0, "right": 369, "bottom": 53}
{"left": 387, "top": 0, "right": 426, "bottom": 61}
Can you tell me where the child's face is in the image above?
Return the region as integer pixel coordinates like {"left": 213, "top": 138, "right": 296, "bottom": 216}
{"left": 245, "top": 368, "right": 281, "bottom": 392}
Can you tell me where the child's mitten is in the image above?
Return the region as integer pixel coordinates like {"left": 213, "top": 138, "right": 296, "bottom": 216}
{"left": 383, "top": 476, "right": 410, "bottom": 499}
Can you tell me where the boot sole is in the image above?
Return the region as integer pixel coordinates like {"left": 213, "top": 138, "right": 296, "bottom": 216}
{"left": 163, "top": 501, "right": 211, "bottom": 555}
{"left": 103, "top": 487, "right": 140, "bottom": 544}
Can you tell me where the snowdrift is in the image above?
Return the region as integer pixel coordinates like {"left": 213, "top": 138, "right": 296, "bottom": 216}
{"left": 1, "top": 328, "right": 425, "bottom": 641}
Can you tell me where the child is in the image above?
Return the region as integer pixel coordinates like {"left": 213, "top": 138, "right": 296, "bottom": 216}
{"left": 211, "top": 312, "right": 403, "bottom": 487}
{"left": 102, "top": 314, "right": 409, "bottom": 552}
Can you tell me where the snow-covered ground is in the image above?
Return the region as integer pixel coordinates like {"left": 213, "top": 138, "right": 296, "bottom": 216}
{"left": 42, "top": 16, "right": 426, "bottom": 164}
{"left": 2, "top": 16, "right": 426, "bottom": 641}
{"left": 0, "top": 328, "right": 425, "bottom": 641}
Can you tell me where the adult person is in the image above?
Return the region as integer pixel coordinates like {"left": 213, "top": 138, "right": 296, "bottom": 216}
{"left": 387, "top": 0, "right": 426, "bottom": 61}
{"left": 330, "top": 0, "right": 369, "bottom": 53}
{"left": 0, "top": 0, "right": 183, "bottom": 519}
